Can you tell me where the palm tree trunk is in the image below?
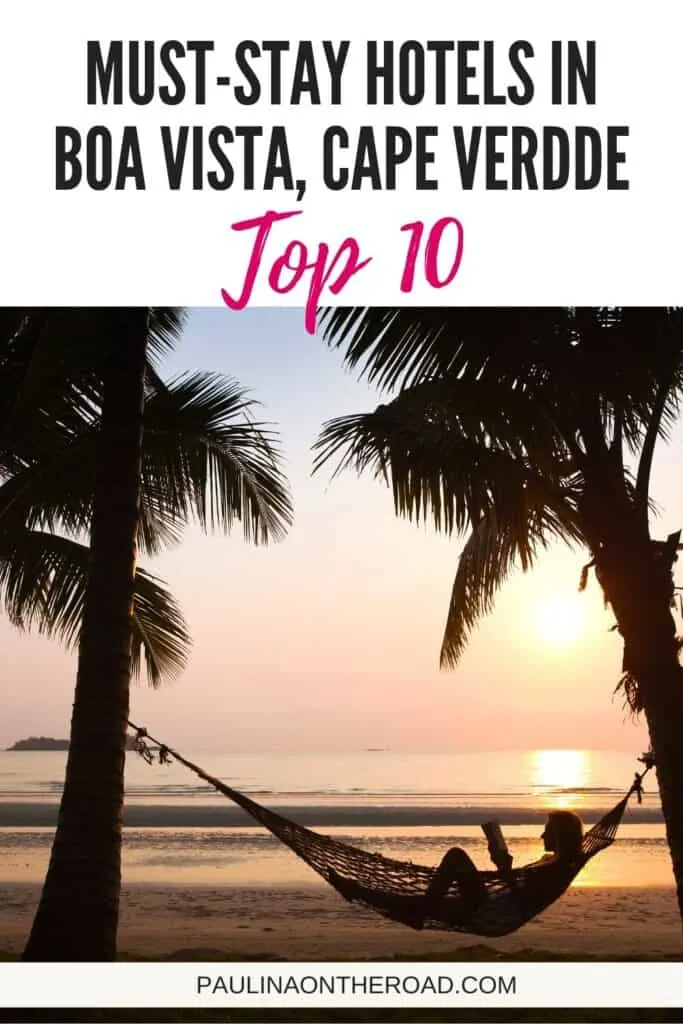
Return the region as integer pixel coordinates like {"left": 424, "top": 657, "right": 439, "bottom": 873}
{"left": 597, "top": 558, "right": 683, "bottom": 924}
{"left": 23, "top": 308, "right": 149, "bottom": 961}
{"left": 585, "top": 496, "right": 683, "bottom": 926}
{"left": 641, "top": 671, "right": 683, "bottom": 924}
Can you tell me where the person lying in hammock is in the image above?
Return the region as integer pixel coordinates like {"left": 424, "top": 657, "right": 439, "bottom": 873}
{"left": 419, "top": 809, "right": 584, "bottom": 927}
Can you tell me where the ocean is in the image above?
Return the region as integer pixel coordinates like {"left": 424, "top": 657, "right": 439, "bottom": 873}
{"left": 0, "top": 747, "right": 670, "bottom": 890}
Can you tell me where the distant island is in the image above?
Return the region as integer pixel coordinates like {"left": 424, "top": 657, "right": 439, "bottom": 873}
{"left": 7, "top": 735, "right": 138, "bottom": 751}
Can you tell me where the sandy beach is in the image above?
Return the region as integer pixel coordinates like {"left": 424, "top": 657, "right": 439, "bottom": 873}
{"left": 2, "top": 749, "right": 679, "bottom": 963}
{"left": 0, "top": 882, "right": 680, "bottom": 961}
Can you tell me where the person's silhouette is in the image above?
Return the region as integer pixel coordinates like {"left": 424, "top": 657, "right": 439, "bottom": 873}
{"left": 420, "top": 809, "right": 584, "bottom": 922}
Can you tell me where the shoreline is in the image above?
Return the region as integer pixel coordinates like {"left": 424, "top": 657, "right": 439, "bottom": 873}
{"left": 0, "top": 881, "right": 680, "bottom": 960}
{"left": 0, "top": 801, "right": 665, "bottom": 829}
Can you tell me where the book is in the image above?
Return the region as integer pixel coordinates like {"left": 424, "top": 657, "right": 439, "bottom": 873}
{"left": 482, "top": 820, "right": 511, "bottom": 869}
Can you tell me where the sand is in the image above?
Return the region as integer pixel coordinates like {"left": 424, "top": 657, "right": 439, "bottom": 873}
{"left": 0, "top": 882, "right": 680, "bottom": 960}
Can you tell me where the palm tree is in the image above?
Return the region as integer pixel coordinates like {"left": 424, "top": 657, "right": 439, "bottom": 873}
{"left": 0, "top": 308, "right": 293, "bottom": 959}
{"left": 314, "top": 307, "right": 683, "bottom": 922}
{"left": 1, "top": 344, "right": 292, "bottom": 684}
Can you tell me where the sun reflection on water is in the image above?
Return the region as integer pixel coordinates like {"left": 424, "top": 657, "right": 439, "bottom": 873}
{"left": 530, "top": 749, "right": 591, "bottom": 809}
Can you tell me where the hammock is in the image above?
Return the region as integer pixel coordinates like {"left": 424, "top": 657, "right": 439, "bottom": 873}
{"left": 128, "top": 723, "right": 651, "bottom": 938}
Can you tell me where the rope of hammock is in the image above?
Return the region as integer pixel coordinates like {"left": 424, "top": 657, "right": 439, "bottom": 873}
{"left": 126, "top": 720, "right": 653, "bottom": 937}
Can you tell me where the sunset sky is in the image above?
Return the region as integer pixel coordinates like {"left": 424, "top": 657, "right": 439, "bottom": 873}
{"left": 4, "top": 308, "right": 679, "bottom": 754}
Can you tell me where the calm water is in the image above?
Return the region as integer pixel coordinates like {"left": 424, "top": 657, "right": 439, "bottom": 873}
{"left": 0, "top": 747, "right": 655, "bottom": 805}
{"left": 0, "top": 748, "right": 670, "bottom": 888}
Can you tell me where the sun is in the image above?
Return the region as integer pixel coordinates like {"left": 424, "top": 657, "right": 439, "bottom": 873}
{"left": 531, "top": 749, "right": 588, "bottom": 790}
{"left": 531, "top": 749, "right": 589, "bottom": 807}
{"left": 535, "top": 593, "right": 587, "bottom": 647}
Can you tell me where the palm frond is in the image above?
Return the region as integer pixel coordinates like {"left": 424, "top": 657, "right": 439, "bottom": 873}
{"left": 146, "top": 308, "right": 188, "bottom": 364}
{"left": 0, "top": 310, "right": 103, "bottom": 462}
{"left": 0, "top": 308, "right": 187, "bottom": 459}
{"left": 315, "top": 382, "right": 579, "bottom": 538}
{"left": 129, "top": 568, "right": 191, "bottom": 686}
{"left": 0, "top": 434, "right": 96, "bottom": 538}
{"left": 440, "top": 502, "right": 580, "bottom": 669}
{"left": 439, "top": 513, "right": 518, "bottom": 668}
{"left": 142, "top": 371, "right": 293, "bottom": 544}
{"left": 0, "top": 369, "right": 294, "bottom": 552}
{"left": 319, "top": 307, "right": 576, "bottom": 393}
{"left": 0, "top": 529, "right": 190, "bottom": 685}
{"left": 322, "top": 307, "right": 683, "bottom": 459}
